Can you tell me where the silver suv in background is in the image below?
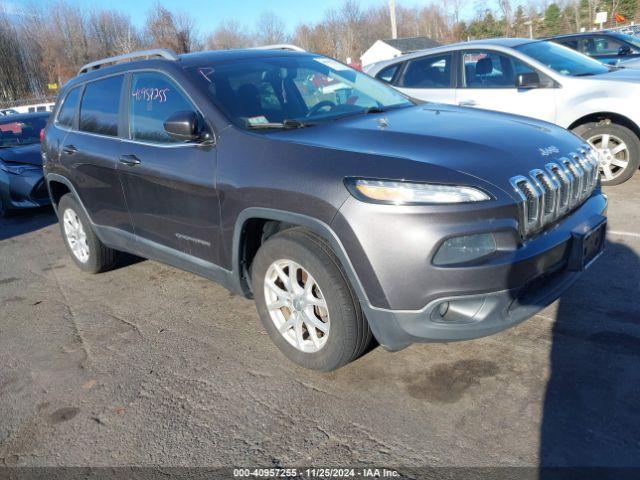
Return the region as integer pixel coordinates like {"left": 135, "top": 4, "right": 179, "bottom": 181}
{"left": 366, "top": 38, "right": 640, "bottom": 185}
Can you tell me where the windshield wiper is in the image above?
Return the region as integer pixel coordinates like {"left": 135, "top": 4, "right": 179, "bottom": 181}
{"left": 246, "top": 119, "right": 312, "bottom": 130}
{"left": 362, "top": 106, "right": 387, "bottom": 114}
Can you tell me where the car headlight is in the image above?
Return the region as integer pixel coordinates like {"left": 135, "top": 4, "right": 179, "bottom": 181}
{"left": 433, "top": 233, "right": 497, "bottom": 265}
{"left": 346, "top": 178, "right": 491, "bottom": 205}
{"left": 0, "top": 159, "right": 41, "bottom": 175}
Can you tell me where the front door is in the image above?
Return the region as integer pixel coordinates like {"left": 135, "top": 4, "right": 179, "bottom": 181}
{"left": 455, "top": 49, "right": 558, "bottom": 123}
{"left": 117, "top": 71, "right": 220, "bottom": 264}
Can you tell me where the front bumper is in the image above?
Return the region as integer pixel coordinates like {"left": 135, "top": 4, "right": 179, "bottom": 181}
{"left": 334, "top": 192, "right": 607, "bottom": 350}
{"left": 0, "top": 168, "right": 50, "bottom": 211}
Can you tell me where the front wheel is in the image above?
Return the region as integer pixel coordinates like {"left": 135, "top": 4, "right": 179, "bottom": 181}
{"left": 573, "top": 122, "right": 640, "bottom": 186}
{"left": 251, "top": 228, "right": 372, "bottom": 371}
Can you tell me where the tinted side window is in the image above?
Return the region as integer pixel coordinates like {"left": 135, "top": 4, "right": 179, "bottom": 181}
{"left": 56, "top": 87, "right": 81, "bottom": 128}
{"left": 398, "top": 54, "right": 453, "bottom": 89}
{"left": 79, "top": 75, "right": 123, "bottom": 136}
{"left": 462, "top": 51, "right": 535, "bottom": 88}
{"left": 376, "top": 64, "right": 400, "bottom": 83}
{"left": 584, "top": 36, "right": 624, "bottom": 55}
{"left": 558, "top": 39, "right": 579, "bottom": 50}
{"left": 129, "top": 72, "right": 196, "bottom": 144}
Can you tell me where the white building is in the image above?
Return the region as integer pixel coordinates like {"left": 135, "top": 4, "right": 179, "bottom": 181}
{"left": 360, "top": 36, "right": 441, "bottom": 67}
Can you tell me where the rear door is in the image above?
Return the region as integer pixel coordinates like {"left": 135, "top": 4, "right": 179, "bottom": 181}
{"left": 60, "top": 74, "right": 132, "bottom": 234}
{"left": 117, "top": 71, "right": 220, "bottom": 264}
{"left": 455, "top": 49, "right": 558, "bottom": 123}
{"left": 390, "top": 52, "right": 457, "bottom": 104}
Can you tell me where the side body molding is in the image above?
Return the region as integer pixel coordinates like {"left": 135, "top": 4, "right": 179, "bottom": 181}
{"left": 45, "top": 173, "right": 234, "bottom": 290}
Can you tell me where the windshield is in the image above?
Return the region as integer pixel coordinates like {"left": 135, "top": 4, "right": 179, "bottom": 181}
{"left": 187, "top": 55, "right": 412, "bottom": 128}
{"left": 0, "top": 115, "right": 48, "bottom": 148}
{"left": 516, "top": 41, "right": 611, "bottom": 76}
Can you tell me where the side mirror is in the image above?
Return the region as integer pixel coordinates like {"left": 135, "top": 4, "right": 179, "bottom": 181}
{"left": 516, "top": 72, "right": 540, "bottom": 89}
{"left": 163, "top": 111, "right": 200, "bottom": 141}
{"left": 618, "top": 45, "right": 632, "bottom": 56}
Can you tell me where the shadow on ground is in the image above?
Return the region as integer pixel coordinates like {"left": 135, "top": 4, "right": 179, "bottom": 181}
{"left": 0, "top": 207, "right": 56, "bottom": 241}
{"left": 540, "top": 239, "right": 640, "bottom": 474}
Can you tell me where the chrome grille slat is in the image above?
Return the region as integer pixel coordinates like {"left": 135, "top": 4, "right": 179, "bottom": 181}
{"left": 511, "top": 147, "right": 599, "bottom": 237}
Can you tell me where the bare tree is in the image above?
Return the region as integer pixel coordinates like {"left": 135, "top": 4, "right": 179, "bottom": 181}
{"left": 206, "top": 21, "right": 254, "bottom": 50}
{"left": 255, "top": 11, "right": 287, "bottom": 45}
{"left": 449, "top": 0, "right": 467, "bottom": 25}
{"left": 498, "top": 0, "right": 513, "bottom": 35}
{"left": 145, "top": 4, "right": 198, "bottom": 53}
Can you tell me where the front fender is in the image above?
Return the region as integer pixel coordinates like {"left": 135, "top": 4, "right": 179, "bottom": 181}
{"left": 557, "top": 96, "right": 640, "bottom": 131}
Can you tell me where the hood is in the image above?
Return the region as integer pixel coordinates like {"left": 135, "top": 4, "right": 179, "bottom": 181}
{"left": 0, "top": 143, "right": 43, "bottom": 166}
{"left": 267, "top": 104, "right": 585, "bottom": 194}
{"left": 618, "top": 57, "right": 640, "bottom": 69}
{"left": 587, "top": 67, "right": 640, "bottom": 82}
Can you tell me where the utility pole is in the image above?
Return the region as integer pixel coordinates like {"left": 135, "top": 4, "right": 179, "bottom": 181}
{"left": 389, "top": 0, "right": 398, "bottom": 39}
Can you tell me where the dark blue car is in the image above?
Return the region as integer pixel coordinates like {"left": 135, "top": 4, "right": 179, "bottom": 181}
{"left": 550, "top": 31, "right": 640, "bottom": 65}
{"left": 0, "top": 112, "right": 51, "bottom": 216}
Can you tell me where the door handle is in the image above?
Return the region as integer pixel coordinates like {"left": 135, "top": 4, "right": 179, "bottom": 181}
{"left": 458, "top": 100, "right": 477, "bottom": 107}
{"left": 119, "top": 154, "right": 141, "bottom": 167}
{"left": 62, "top": 144, "right": 78, "bottom": 155}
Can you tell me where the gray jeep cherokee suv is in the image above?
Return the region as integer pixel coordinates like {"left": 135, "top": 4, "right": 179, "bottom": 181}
{"left": 43, "top": 48, "right": 607, "bottom": 371}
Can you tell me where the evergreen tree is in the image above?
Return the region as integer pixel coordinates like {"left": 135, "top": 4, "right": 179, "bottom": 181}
{"left": 543, "top": 3, "right": 563, "bottom": 35}
{"left": 578, "top": 0, "right": 591, "bottom": 28}
{"left": 513, "top": 5, "right": 527, "bottom": 37}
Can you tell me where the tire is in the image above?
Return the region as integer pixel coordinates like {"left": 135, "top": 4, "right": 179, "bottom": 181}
{"left": 573, "top": 122, "right": 640, "bottom": 186}
{"left": 251, "top": 227, "right": 372, "bottom": 371}
{"left": 57, "top": 193, "right": 118, "bottom": 273}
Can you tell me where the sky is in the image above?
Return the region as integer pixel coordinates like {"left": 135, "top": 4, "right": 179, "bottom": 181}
{"left": 8, "top": 0, "right": 483, "bottom": 34}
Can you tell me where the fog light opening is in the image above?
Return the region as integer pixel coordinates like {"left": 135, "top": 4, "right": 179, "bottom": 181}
{"left": 438, "top": 301, "right": 450, "bottom": 318}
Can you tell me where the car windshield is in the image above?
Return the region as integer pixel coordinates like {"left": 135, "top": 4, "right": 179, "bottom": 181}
{"left": 187, "top": 55, "right": 413, "bottom": 129}
{"left": 0, "top": 116, "right": 48, "bottom": 148}
{"left": 516, "top": 41, "right": 611, "bottom": 76}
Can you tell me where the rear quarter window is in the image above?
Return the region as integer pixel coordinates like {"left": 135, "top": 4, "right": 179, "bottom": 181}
{"left": 56, "top": 87, "right": 81, "bottom": 128}
{"left": 376, "top": 64, "right": 401, "bottom": 83}
{"left": 79, "top": 75, "right": 124, "bottom": 137}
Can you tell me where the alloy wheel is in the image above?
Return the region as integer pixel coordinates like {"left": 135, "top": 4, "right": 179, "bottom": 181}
{"left": 263, "top": 259, "right": 330, "bottom": 353}
{"left": 587, "top": 132, "right": 630, "bottom": 182}
{"left": 63, "top": 208, "right": 90, "bottom": 263}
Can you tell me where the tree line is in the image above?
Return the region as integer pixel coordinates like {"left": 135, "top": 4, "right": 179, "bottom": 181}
{"left": 1, "top": 0, "right": 638, "bottom": 106}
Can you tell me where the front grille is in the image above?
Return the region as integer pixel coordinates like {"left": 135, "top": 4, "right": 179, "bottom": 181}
{"left": 510, "top": 145, "right": 599, "bottom": 237}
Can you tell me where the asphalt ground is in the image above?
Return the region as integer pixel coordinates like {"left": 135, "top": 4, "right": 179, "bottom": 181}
{"left": 0, "top": 177, "right": 639, "bottom": 473}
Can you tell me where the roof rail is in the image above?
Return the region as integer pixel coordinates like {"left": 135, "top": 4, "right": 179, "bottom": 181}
{"left": 78, "top": 48, "right": 179, "bottom": 75}
{"left": 252, "top": 44, "right": 306, "bottom": 52}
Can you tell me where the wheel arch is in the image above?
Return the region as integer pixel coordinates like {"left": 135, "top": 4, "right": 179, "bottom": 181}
{"left": 568, "top": 112, "right": 640, "bottom": 139}
{"left": 232, "top": 208, "right": 368, "bottom": 306}
{"left": 47, "top": 179, "right": 71, "bottom": 209}
{"left": 46, "top": 173, "right": 97, "bottom": 223}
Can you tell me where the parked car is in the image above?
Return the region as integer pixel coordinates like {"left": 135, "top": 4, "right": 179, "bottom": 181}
{"left": 549, "top": 31, "right": 640, "bottom": 67}
{"left": 43, "top": 48, "right": 606, "bottom": 371}
{"left": 0, "top": 112, "right": 51, "bottom": 216}
{"left": 367, "top": 38, "right": 640, "bottom": 185}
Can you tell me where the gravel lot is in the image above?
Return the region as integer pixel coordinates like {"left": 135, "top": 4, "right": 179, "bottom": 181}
{"left": 1, "top": 178, "right": 639, "bottom": 470}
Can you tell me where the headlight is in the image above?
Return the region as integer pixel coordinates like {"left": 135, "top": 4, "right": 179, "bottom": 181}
{"left": 0, "top": 159, "right": 41, "bottom": 175}
{"left": 433, "top": 233, "right": 497, "bottom": 265}
{"left": 346, "top": 178, "right": 491, "bottom": 205}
